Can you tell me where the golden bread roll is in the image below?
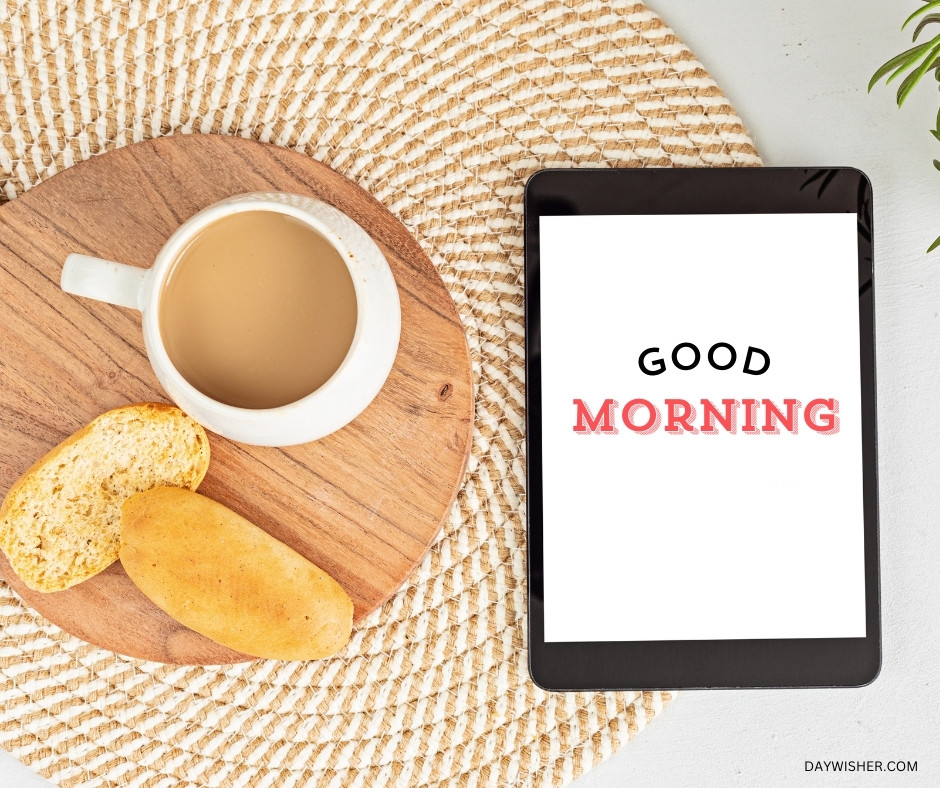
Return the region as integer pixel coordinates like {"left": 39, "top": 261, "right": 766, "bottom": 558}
{"left": 120, "top": 487, "right": 353, "bottom": 660}
{"left": 0, "top": 403, "right": 209, "bottom": 592}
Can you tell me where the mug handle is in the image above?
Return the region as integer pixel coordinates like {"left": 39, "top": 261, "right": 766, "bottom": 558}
{"left": 61, "top": 254, "right": 151, "bottom": 311}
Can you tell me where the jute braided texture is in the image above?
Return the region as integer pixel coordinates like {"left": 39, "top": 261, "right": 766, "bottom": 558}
{"left": 0, "top": 1, "right": 761, "bottom": 785}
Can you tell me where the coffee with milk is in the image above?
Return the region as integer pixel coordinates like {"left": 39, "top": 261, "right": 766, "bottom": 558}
{"left": 159, "top": 211, "right": 358, "bottom": 409}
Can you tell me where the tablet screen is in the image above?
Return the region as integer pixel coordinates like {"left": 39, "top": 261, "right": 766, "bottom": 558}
{"left": 538, "top": 212, "right": 866, "bottom": 642}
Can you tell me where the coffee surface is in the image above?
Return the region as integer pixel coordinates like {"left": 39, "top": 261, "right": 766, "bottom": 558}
{"left": 159, "top": 211, "right": 358, "bottom": 409}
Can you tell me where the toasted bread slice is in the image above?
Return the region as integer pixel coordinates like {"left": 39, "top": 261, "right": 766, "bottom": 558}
{"left": 0, "top": 403, "right": 210, "bottom": 592}
{"left": 121, "top": 487, "right": 353, "bottom": 661}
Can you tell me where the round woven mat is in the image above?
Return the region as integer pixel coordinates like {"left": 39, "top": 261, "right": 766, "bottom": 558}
{"left": 0, "top": 1, "right": 761, "bottom": 785}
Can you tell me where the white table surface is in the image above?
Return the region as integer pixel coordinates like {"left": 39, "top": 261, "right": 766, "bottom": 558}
{"left": 2, "top": 1, "right": 938, "bottom": 786}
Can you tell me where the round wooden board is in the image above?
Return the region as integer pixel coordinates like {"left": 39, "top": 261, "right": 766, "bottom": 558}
{"left": 0, "top": 135, "right": 473, "bottom": 664}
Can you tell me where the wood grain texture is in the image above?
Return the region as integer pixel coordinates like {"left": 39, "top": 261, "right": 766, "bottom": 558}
{"left": 0, "top": 135, "right": 473, "bottom": 664}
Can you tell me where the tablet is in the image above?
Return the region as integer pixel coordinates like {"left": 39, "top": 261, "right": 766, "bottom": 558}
{"left": 524, "top": 167, "right": 879, "bottom": 690}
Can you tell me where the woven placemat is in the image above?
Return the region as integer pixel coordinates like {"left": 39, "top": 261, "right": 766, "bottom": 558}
{"left": 0, "top": 1, "right": 761, "bottom": 785}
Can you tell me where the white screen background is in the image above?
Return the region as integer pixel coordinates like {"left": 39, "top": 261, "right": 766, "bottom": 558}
{"left": 539, "top": 213, "right": 866, "bottom": 641}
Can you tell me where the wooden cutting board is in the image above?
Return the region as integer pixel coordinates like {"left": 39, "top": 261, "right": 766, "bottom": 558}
{"left": 0, "top": 135, "right": 473, "bottom": 664}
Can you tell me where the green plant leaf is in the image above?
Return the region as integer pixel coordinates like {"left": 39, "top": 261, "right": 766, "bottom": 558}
{"left": 886, "top": 58, "right": 918, "bottom": 85}
{"left": 877, "top": 5, "right": 940, "bottom": 256}
{"left": 897, "top": 40, "right": 940, "bottom": 105}
{"left": 868, "top": 40, "right": 937, "bottom": 91}
{"left": 913, "top": 13, "right": 940, "bottom": 39}
{"left": 902, "top": 0, "right": 940, "bottom": 31}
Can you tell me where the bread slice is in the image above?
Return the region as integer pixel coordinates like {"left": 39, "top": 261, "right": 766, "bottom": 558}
{"left": 121, "top": 487, "right": 353, "bottom": 660}
{"left": 0, "top": 403, "right": 210, "bottom": 592}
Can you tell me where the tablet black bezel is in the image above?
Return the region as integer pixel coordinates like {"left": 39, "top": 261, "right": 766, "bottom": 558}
{"left": 524, "top": 167, "right": 880, "bottom": 690}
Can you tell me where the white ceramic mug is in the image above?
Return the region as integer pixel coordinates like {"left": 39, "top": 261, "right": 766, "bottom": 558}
{"left": 61, "top": 192, "right": 401, "bottom": 446}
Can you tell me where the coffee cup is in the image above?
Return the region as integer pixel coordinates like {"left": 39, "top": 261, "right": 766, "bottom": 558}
{"left": 61, "top": 192, "right": 401, "bottom": 446}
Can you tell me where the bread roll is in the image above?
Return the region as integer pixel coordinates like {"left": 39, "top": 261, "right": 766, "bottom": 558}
{"left": 120, "top": 487, "right": 353, "bottom": 660}
{"left": 0, "top": 403, "right": 210, "bottom": 592}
